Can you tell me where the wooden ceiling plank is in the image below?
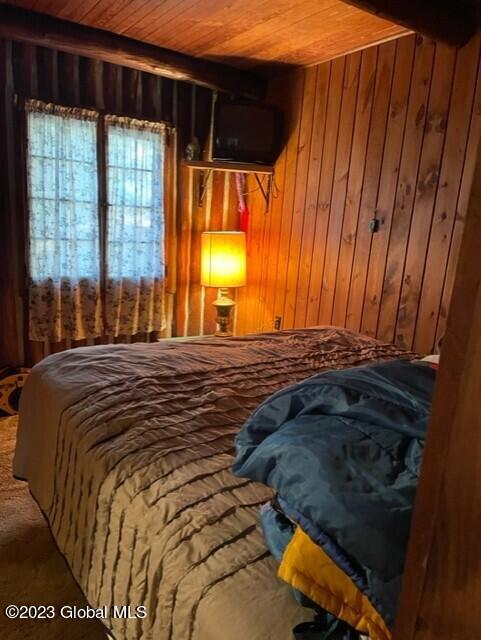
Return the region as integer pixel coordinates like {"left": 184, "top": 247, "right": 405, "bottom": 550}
{"left": 31, "top": 0, "right": 90, "bottom": 19}
{"left": 219, "top": 5, "right": 404, "bottom": 67}
{"left": 137, "top": 0, "right": 262, "bottom": 48}
{"left": 9, "top": 0, "right": 100, "bottom": 27}
{"left": 195, "top": 0, "right": 338, "bottom": 59}
{"left": 112, "top": 0, "right": 199, "bottom": 38}
{"left": 113, "top": 0, "right": 191, "bottom": 34}
{"left": 299, "top": 26, "right": 408, "bottom": 68}
{"left": 256, "top": 20, "right": 408, "bottom": 68}
{"left": 166, "top": 0, "right": 324, "bottom": 48}
{"left": 342, "top": 0, "right": 479, "bottom": 47}
{"left": 0, "top": 5, "right": 266, "bottom": 98}
{"left": 289, "top": 24, "right": 406, "bottom": 62}
{"left": 200, "top": 2, "right": 386, "bottom": 61}
{"left": 79, "top": 0, "right": 139, "bottom": 27}
{"left": 69, "top": 3, "right": 107, "bottom": 22}
{"left": 3, "top": 0, "right": 413, "bottom": 69}
{"left": 182, "top": 0, "right": 338, "bottom": 57}
{"left": 120, "top": 0, "right": 206, "bottom": 41}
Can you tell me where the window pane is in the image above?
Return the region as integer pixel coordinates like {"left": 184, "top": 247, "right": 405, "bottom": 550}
{"left": 106, "top": 124, "right": 164, "bottom": 280}
{"left": 27, "top": 110, "right": 99, "bottom": 281}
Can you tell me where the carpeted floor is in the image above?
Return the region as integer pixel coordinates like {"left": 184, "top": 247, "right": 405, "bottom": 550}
{"left": 0, "top": 417, "right": 106, "bottom": 639}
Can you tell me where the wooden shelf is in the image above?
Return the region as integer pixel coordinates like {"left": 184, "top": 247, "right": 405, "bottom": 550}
{"left": 182, "top": 160, "right": 274, "bottom": 175}
{"left": 183, "top": 159, "right": 274, "bottom": 210}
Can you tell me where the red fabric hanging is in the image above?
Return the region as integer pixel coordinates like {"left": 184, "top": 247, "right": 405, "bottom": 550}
{"left": 235, "top": 172, "right": 250, "bottom": 232}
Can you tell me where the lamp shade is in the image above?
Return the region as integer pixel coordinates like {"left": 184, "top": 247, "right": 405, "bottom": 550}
{"left": 201, "top": 231, "right": 246, "bottom": 288}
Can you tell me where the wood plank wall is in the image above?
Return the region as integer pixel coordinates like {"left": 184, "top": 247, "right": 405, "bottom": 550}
{"left": 228, "top": 33, "right": 481, "bottom": 354}
{"left": 176, "top": 167, "right": 241, "bottom": 337}
{"left": 175, "top": 165, "right": 272, "bottom": 337}
{"left": 3, "top": 33, "right": 481, "bottom": 362}
{"left": 394, "top": 112, "right": 481, "bottom": 640}
{"left": 0, "top": 38, "right": 213, "bottom": 367}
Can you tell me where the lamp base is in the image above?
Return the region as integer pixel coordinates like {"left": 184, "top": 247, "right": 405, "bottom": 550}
{"left": 212, "top": 288, "right": 236, "bottom": 337}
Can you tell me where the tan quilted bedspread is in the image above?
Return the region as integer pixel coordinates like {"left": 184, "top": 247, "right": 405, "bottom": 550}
{"left": 14, "top": 328, "right": 412, "bottom": 640}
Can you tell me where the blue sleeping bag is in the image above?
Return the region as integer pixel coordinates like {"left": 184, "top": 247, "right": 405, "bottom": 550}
{"left": 233, "top": 360, "right": 436, "bottom": 628}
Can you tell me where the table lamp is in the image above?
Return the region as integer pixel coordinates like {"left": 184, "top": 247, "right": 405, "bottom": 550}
{"left": 201, "top": 231, "right": 247, "bottom": 336}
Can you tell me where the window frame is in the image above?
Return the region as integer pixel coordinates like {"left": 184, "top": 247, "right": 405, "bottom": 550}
{"left": 24, "top": 101, "right": 101, "bottom": 287}
{"left": 103, "top": 114, "right": 168, "bottom": 284}
{"left": 23, "top": 99, "right": 176, "bottom": 302}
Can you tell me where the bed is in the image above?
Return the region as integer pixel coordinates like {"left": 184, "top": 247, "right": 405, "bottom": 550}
{"left": 13, "top": 327, "right": 412, "bottom": 640}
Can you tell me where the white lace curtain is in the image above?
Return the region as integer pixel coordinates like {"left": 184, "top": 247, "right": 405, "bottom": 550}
{"left": 104, "top": 115, "right": 166, "bottom": 337}
{"left": 27, "top": 101, "right": 102, "bottom": 342}
{"left": 26, "top": 101, "right": 168, "bottom": 342}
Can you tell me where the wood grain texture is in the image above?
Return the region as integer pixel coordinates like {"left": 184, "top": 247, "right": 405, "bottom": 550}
{"left": 3, "top": 0, "right": 409, "bottom": 70}
{"left": 393, "top": 94, "right": 481, "bottom": 640}
{"left": 305, "top": 57, "right": 346, "bottom": 327}
{"left": 293, "top": 64, "right": 331, "bottom": 329}
{"left": 331, "top": 46, "right": 378, "bottom": 327}
{"left": 0, "top": 4, "right": 265, "bottom": 99}
{"left": 318, "top": 52, "right": 361, "bottom": 326}
{"left": 229, "top": 34, "right": 481, "bottom": 354}
{"left": 395, "top": 44, "right": 459, "bottom": 350}
{"left": 360, "top": 36, "right": 415, "bottom": 337}
{"left": 345, "top": 40, "right": 396, "bottom": 334}
{"left": 413, "top": 37, "right": 481, "bottom": 351}
{"left": 376, "top": 36, "right": 436, "bottom": 344}
{"left": 3, "top": 35, "right": 480, "bottom": 362}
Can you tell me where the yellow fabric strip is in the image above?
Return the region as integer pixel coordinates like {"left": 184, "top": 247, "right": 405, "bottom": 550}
{"left": 278, "top": 527, "right": 391, "bottom": 640}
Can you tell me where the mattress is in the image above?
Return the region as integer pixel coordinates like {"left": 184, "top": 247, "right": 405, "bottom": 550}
{"left": 14, "top": 327, "right": 411, "bottom": 640}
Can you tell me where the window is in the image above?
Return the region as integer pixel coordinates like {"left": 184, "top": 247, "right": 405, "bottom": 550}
{"left": 27, "top": 107, "right": 99, "bottom": 281}
{"left": 26, "top": 101, "right": 169, "bottom": 342}
{"left": 106, "top": 118, "right": 164, "bottom": 281}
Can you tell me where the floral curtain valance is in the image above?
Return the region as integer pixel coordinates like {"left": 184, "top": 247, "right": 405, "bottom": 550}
{"left": 25, "top": 99, "right": 100, "bottom": 121}
{"left": 104, "top": 113, "right": 169, "bottom": 132}
{"left": 26, "top": 100, "right": 171, "bottom": 342}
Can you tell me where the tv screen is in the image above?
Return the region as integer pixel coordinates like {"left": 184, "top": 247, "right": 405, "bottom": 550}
{"left": 213, "top": 102, "right": 281, "bottom": 165}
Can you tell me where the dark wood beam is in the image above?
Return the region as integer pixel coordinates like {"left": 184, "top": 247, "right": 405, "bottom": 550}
{"left": 0, "top": 5, "right": 266, "bottom": 100}
{"left": 0, "top": 38, "right": 23, "bottom": 367}
{"left": 342, "top": 0, "right": 479, "bottom": 47}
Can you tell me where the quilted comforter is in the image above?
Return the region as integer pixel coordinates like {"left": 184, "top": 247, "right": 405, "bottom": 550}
{"left": 14, "top": 328, "right": 411, "bottom": 640}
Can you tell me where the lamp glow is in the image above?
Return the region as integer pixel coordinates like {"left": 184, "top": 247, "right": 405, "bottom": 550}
{"left": 200, "top": 231, "right": 246, "bottom": 336}
{"left": 201, "top": 231, "right": 246, "bottom": 288}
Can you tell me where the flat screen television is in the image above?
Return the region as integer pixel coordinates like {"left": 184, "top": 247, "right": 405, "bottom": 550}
{"left": 213, "top": 101, "right": 282, "bottom": 165}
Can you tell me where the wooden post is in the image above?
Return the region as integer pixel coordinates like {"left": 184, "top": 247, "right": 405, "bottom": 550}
{"left": 0, "top": 39, "right": 23, "bottom": 367}
{"left": 394, "top": 133, "right": 481, "bottom": 637}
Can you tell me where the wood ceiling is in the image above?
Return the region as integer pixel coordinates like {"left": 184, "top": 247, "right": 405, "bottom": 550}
{"left": 3, "top": 0, "right": 409, "bottom": 69}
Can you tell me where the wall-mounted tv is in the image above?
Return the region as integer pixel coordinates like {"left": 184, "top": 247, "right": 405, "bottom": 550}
{"left": 213, "top": 101, "right": 282, "bottom": 165}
